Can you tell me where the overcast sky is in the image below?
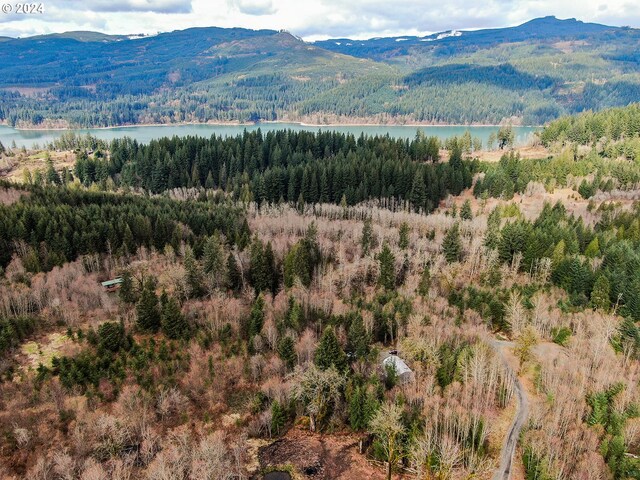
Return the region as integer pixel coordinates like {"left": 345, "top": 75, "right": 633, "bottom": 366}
{"left": 0, "top": 0, "right": 638, "bottom": 40}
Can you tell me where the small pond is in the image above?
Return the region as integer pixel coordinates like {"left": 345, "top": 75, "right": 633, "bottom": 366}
{"left": 263, "top": 471, "right": 292, "bottom": 480}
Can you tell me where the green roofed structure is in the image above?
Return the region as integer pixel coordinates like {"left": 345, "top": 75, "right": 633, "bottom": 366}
{"left": 101, "top": 277, "right": 123, "bottom": 291}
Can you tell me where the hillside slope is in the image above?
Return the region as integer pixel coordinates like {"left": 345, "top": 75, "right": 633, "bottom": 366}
{"left": 2, "top": 106, "right": 640, "bottom": 479}
{"left": 315, "top": 16, "right": 617, "bottom": 61}
{"left": 0, "top": 17, "right": 639, "bottom": 127}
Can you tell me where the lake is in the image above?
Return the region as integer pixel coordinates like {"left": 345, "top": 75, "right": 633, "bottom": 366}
{"left": 0, "top": 123, "right": 539, "bottom": 149}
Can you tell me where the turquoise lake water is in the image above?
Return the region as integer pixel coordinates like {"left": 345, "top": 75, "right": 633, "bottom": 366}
{"left": 0, "top": 123, "right": 539, "bottom": 148}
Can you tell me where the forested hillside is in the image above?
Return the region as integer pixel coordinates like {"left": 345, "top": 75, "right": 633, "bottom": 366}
{"left": 1, "top": 17, "right": 639, "bottom": 127}
{"left": 540, "top": 103, "right": 640, "bottom": 152}
{"left": 316, "top": 16, "right": 615, "bottom": 60}
{"left": 0, "top": 186, "right": 247, "bottom": 272}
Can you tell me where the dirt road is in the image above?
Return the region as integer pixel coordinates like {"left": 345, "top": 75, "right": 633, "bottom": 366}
{"left": 491, "top": 340, "right": 529, "bottom": 480}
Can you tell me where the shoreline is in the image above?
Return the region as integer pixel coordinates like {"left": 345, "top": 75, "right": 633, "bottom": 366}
{"left": 3, "top": 119, "right": 544, "bottom": 132}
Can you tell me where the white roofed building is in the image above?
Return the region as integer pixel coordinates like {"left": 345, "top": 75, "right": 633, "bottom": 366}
{"left": 382, "top": 353, "right": 414, "bottom": 384}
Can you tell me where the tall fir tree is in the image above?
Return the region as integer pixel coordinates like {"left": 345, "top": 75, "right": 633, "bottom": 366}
{"left": 319, "top": 170, "right": 329, "bottom": 203}
{"left": 460, "top": 199, "right": 473, "bottom": 220}
{"left": 347, "top": 314, "right": 371, "bottom": 360}
{"left": 203, "top": 232, "right": 225, "bottom": 287}
{"left": 591, "top": 275, "right": 611, "bottom": 312}
{"left": 585, "top": 237, "right": 600, "bottom": 258}
{"left": 226, "top": 252, "right": 242, "bottom": 293}
{"left": 161, "top": 293, "right": 190, "bottom": 339}
{"left": 278, "top": 336, "right": 297, "bottom": 371}
{"left": 247, "top": 294, "right": 265, "bottom": 339}
{"left": 442, "top": 223, "right": 463, "bottom": 263}
{"left": 283, "top": 223, "right": 321, "bottom": 288}
{"left": 361, "top": 217, "right": 374, "bottom": 256}
{"left": 184, "top": 246, "right": 206, "bottom": 298}
{"left": 136, "top": 278, "right": 160, "bottom": 332}
{"left": 264, "top": 241, "right": 279, "bottom": 295}
{"left": 271, "top": 400, "right": 286, "bottom": 436}
{"left": 410, "top": 170, "right": 426, "bottom": 212}
{"left": 205, "top": 171, "right": 215, "bottom": 189}
{"left": 249, "top": 238, "right": 274, "bottom": 294}
{"left": 283, "top": 243, "right": 308, "bottom": 288}
{"left": 315, "top": 327, "right": 347, "bottom": 372}
{"left": 398, "top": 222, "right": 410, "bottom": 250}
{"left": 348, "top": 384, "right": 377, "bottom": 431}
{"left": 45, "top": 155, "right": 61, "bottom": 185}
{"left": 98, "top": 321, "right": 128, "bottom": 353}
{"left": 118, "top": 269, "right": 138, "bottom": 304}
{"left": 377, "top": 242, "right": 396, "bottom": 291}
{"left": 484, "top": 207, "right": 502, "bottom": 249}
{"left": 284, "top": 296, "right": 303, "bottom": 331}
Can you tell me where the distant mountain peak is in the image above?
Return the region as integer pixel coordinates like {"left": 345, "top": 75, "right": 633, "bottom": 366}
{"left": 29, "top": 31, "right": 126, "bottom": 42}
{"left": 527, "top": 15, "right": 569, "bottom": 22}
{"left": 515, "top": 15, "right": 614, "bottom": 33}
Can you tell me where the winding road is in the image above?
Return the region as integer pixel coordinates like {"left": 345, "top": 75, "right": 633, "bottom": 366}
{"left": 491, "top": 340, "right": 529, "bottom": 480}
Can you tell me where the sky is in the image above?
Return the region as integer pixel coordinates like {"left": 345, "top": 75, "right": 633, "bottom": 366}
{"left": 0, "top": 0, "right": 638, "bottom": 40}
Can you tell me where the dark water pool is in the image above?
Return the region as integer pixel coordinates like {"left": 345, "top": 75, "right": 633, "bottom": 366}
{"left": 263, "top": 471, "right": 292, "bottom": 480}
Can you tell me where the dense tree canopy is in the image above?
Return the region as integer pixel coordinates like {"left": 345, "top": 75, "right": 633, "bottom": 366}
{"left": 0, "top": 183, "right": 246, "bottom": 272}
{"left": 96, "top": 130, "right": 473, "bottom": 211}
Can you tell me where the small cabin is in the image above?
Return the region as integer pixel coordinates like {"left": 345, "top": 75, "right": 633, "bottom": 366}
{"left": 101, "top": 277, "right": 123, "bottom": 292}
{"left": 382, "top": 353, "right": 414, "bottom": 384}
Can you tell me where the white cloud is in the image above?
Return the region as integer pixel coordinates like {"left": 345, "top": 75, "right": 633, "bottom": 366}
{"left": 74, "top": 0, "right": 193, "bottom": 13}
{"left": 229, "top": 0, "right": 277, "bottom": 16}
{"left": 0, "top": 0, "right": 637, "bottom": 39}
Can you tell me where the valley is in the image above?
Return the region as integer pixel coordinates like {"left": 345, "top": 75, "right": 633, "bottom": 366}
{"left": 0, "top": 17, "right": 639, "bottom": 128}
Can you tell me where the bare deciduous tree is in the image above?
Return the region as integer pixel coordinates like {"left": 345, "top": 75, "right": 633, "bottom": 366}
{"left": 369, "top": 402, "right": 405, "bottom": 480}
{"left": 292, "top": 364, "right": 344, "bottom": 432}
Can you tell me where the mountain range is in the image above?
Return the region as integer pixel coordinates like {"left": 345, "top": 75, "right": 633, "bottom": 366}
{"left": 0, "top": 16, "right": 638, "bottom": 128}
